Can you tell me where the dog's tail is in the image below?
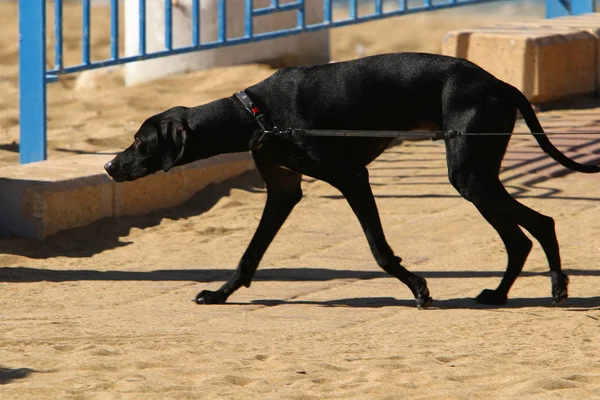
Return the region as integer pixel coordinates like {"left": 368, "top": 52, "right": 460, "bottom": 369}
{"left": 504, "top": 82, "right": 600, "bottom": 173}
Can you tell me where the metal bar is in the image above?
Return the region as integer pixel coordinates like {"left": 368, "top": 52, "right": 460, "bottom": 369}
{"left": 349, "top": 0, "right": 357, "bottom": 19}
{"left": 297, "top": 0, "right": 305, "bottom": 29}
{"left": 570, "top": 0, "right": 595, "bottom": 16}
{"left": 253, "top": 1, "right": 304, "bottom": 16}
{"left": 110, "top": 0, "right": 119, "bottom": 60}
{"left": 139, "top": 0, "right": 146, "bottom": 55}
{"left": 400, "top": 0, "right": 407, "bottom": 11}
{"left": 324, "top": 0, "right": 332, "bottom": 23}
{"left": 424, "top": 0, "right": 431, "bottom": 8}
{"left": 19, "top": 0, "right": 47, "bottom": 163}
{"left": 244, "top": 0, "right": 253, "bottom": 38}
{"left": 82, "top": 0, "right": 91, "bottom": 65}
{"left": 375, "top": 0, "right": 383, "bottom": 14}
{"left": 165, "top": 0, "right": 173, "bottom": 50}
{"left": 46, "top": 0, "right": 507, "bottom": 78}
{"left": 546, "top": 0, "right": 575, "bottom": 18}
{"left": 192, "top": 0, "right": 200, "bottom": 46}
{"left": 218, "top": 0, "right": 226, "bottom": 43}
{"left": 54, "top": 0, "right": 63, "bottom": 70}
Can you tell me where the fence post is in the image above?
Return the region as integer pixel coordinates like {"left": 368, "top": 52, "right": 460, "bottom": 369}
{"left": 570, "top": 0, "right": 596, "bottom": 15}
{"left": 546, "top": 0, "right": 595, "bottom": 18}
{"left": 18, "top": 0, "right": 47, "bottom": 164}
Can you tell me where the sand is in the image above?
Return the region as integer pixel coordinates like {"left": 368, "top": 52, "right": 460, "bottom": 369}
{"left": 2, "top": 1, "right": 600, "bottom": 399}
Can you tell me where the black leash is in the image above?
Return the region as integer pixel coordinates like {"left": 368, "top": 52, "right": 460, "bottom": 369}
{"left": 234, "top": 91, "right": 600, "bottom": 149}
{"left": 296, "top": 129, "right": 600, "bottom": 138}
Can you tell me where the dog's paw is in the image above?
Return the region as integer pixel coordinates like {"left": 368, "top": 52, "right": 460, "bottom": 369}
{"left": 416, "top": 294, "right": 433, "bottom": 309}
{"left": 551, "top": 272, "right": 569, "bottom": 305}
{"left": 475, "top": 289, "right": 508, "bottom": 305}
{"left": 410, "top": 275, "right": 432, "bottom": 309}
{"left": 195, "top": 290, "right": 227, "bottom": 305}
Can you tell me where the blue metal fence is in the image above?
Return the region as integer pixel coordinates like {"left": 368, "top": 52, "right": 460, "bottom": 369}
{"left": 18, "top": 0, "right": 594, "bottom": 164}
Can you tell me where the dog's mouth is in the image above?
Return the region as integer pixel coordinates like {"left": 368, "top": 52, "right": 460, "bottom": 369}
{"left": 106, "top": 168, "right": 149, "bottom": 183}
{"left": 108, "top": 173, "right": 127, "bottom": 183}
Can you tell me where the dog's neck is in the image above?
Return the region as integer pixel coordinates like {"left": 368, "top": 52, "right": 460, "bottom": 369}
{"left": 183, "top": 96, "right": 258, "bottom": 161}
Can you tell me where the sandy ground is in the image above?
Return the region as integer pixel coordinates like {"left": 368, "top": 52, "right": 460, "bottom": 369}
{"left": 3, "top": 1, "right": 600, "bottom": 399}
{"left": 2, "top": 131, "right": 600, "bottom": 399}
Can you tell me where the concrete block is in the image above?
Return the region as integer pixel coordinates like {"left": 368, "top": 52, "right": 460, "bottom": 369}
{"left": 491, "top": 14, "right": 600, "bottom": 88}
{"left": 124, "top": 0, "right": 329, "bottom": 86}
{"left": 0, "top": 152, "right": 255, "bottom": 240}
{"left": 442, "top": 27, "right": 597, "bottom": 103}
{"left": 0, "top": 153, "right": 115, "bottom": 239}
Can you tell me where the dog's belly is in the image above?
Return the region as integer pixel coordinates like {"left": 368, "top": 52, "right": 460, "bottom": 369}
{"left": 262, "top": 119, "right": 442, "bottom": 177}
{"left": 264, "top": 136, "right": 393, "bottom": 177}
{"left": 410, "top": 120, "right": 441, "bottom": 132}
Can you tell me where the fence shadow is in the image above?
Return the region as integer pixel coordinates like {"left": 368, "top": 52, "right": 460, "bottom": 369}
{"left": 0, "top": 367, "right": 35, "bottom": 385}
{"left": 0, "top": 266, "right": 385, "bottom": 283}
{"left": 1, "top": 266, "right": 598, "bottom": 283}
{"left": 0, "top": 142, "right": 19, "bottom": 153}
{"left": 322, "top": 135, "right": 600, "bottom": 202}
{"left": 535, "top": 93, "right": 600, "bottom": 112}
{"left": 54, "top": 148, "right": 119, "bottom": 156}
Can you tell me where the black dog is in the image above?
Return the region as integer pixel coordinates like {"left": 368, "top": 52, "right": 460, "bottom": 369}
{"left": 104, "top": 52, "right": 600, "bottom": 308}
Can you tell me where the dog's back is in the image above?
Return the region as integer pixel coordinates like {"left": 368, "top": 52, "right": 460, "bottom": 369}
{"left": 248, "top": 52, "right": 498, "bottom": 132}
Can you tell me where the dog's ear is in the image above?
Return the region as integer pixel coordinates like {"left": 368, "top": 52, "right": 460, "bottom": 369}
{"left": 160, "top": 120, "right": 188, "bottom": 172}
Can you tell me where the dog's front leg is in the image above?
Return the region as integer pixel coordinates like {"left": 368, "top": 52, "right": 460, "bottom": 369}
{"left": 196, "top": 161, "right": 303, "bottom": 304}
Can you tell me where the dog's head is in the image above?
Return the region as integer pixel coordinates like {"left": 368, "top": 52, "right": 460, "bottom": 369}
{"left": 104, "top": 108, "right": 190, "bottom": 182}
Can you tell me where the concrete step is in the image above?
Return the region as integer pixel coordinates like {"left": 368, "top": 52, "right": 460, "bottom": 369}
{"left": 0, "top": 151, "right": 255, "bottom": 240}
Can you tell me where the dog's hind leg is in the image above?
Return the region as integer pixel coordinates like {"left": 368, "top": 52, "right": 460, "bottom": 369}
{"left": 444, "top": 90, "right": 534, "bottom": 304}
{"left": 448, "top": 170, "right": 533, "bottom": 305}
{"left": 327, "top": 168, "right": 432, "bottom": 308}
{"left": 195, "top": 160, "right": 303, "bottom": 304}
{"left": 446, "top": 135, "right": 567, "bottom": 305}
{"left": 502, "top": 196, "right": 568, "bottom": 305}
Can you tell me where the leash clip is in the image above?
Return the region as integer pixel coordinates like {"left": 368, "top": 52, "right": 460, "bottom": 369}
{"left": 432, "top": 130, "right": 460, "bottom": 141}
{"left": 445, "top": 130, "right": 459, "bottom": 140}
{"left": 251, "top": 126, "right": 289, "bottom": 150}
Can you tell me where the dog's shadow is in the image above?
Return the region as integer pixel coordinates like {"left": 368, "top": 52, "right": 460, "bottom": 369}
{"left": 243, "top": 296, "right": 600, "bottom": 310}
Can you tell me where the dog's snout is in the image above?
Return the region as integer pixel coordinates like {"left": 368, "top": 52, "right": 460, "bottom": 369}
{"left": 104, "top": 160, "right": 115, "bottom": 174}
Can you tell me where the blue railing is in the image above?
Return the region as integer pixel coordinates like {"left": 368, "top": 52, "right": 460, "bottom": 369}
{"left": 18, "top": 0, "right": 594, "bottom": 164}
